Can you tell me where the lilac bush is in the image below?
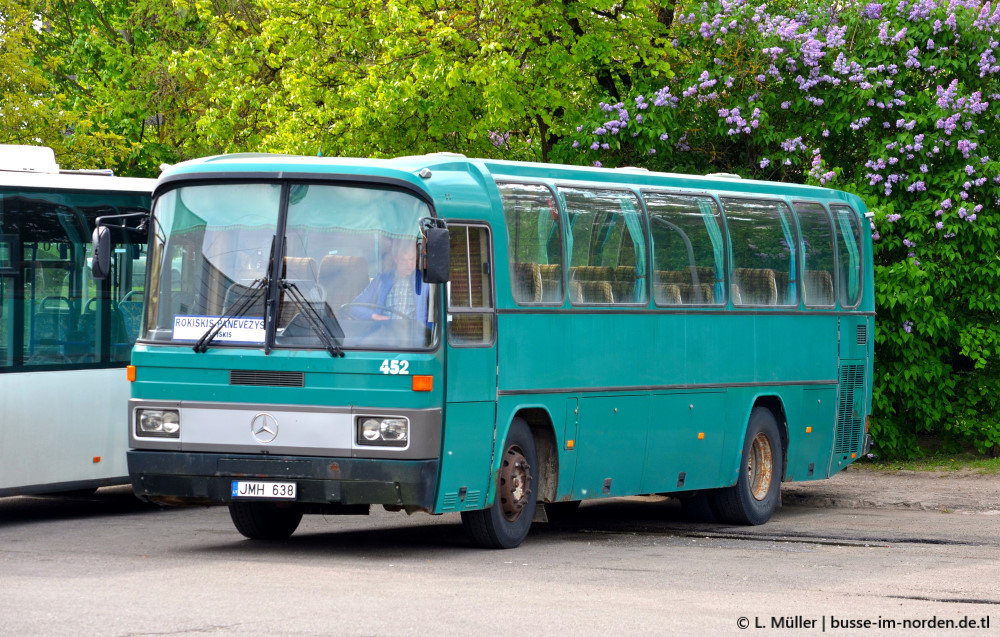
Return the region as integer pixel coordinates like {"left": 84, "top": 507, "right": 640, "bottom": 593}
{"left": 557, "top": 0, "right": 1000, "bottom": 457}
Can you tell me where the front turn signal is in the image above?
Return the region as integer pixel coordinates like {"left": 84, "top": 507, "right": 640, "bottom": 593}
{"left": 412, "top": 375, "right": 433, "bottom": 392}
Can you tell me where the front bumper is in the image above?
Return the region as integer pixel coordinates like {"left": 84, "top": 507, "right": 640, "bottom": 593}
{"left": 128, "top": 450, "right": 438, "bottom": 508}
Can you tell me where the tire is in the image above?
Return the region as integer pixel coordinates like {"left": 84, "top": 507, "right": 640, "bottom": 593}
{"left": 228, "top": 502, "right": 304, "bottom": 540}
{"left": 679, "top": 490, "right": 720, "bottom": 522}
{"left": 461, "top": 417, "right": 538, "bottom": 549}
{"left": 713, "top": 406, "right": 783, "bottom": 525}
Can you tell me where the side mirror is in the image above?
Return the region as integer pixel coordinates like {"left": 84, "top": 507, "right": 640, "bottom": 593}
{"left": 92, "top": 225, "right": 112, "bottom": 280}
{"left": 421, "top": 226, "right": 450, "bottom": 284}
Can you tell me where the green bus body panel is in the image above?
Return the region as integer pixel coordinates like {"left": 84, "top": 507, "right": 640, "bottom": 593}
{"left": 134, "top": 154, "right": 875, "bottom": 515}
{"left": 644, "top": 390, "right": 729, "bottom": 493}
{"left": 130, "top": 345, "right": 443, "bottom": 410}
{"left": 576, "top": 394, "right": 649, "bottom": 497}
{"left": 434, "top": 401, "right": 495, "bottom": 512}
{"left": 793, "top": 387, "right": 838, "bottom": 480}
{"left": 496, "top": 313, "right": 839, "bottom": 390}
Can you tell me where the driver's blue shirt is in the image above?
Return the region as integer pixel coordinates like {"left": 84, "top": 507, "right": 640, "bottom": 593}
{"left": 349, "top": 270, "right": 429, "bottom": 324}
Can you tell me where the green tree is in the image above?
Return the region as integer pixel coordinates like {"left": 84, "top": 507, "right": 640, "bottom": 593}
{"left": 0, "top": 1, "right": 69, "bottom": 151}
{"left": 173, "top": 0, "right": 675, "bottom": 161}
{"left": 2, "top": 0, "right": 206, "bottom": 175}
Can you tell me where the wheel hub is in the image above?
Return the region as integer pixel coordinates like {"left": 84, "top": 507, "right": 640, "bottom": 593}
{"left": 747, "top": 432, "right": 774, "bottom": 501}
{"left": 498, "top": 444, "right": 532, "bottom": 521}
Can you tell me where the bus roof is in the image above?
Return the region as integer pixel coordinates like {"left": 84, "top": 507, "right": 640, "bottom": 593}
{"left": 157, "top": 152, "right": 866, "bottom": 210}
{"left": 0, "top": 145, "right": 155, "bottom": 193}
{"left": 0, "top": 169, "right": 156, "bottom": 193}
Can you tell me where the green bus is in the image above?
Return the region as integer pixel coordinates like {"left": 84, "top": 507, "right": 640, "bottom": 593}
{"left": 106, "top": 153, "right": 873, "bottom": 548}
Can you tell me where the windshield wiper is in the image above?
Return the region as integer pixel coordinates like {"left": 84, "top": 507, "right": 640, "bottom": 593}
{"left": 280, "top": 281, "right": 345, "bottom": 357}
{"left": 192, "top": 277, "right": 267, "bottom": 353}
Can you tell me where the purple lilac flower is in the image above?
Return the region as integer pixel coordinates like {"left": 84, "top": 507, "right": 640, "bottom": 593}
{"left": 862, "top": 4, "right": 882, "bottom": 20}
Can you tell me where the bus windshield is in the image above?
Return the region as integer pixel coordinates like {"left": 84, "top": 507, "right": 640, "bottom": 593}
{"left": 144, "top": 182, "right": 438, "bottom": 351}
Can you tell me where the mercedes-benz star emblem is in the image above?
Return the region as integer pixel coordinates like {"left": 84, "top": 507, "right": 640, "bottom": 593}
{"left": 250, "top": 413, "right": 279, "bottom": 444}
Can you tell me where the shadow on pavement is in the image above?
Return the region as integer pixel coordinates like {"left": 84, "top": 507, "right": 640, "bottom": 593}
{"left": 0, "top": 485, "right": 158, "bottom": 526}
{"left": 188, "top": 496, "right": 720, "bottom": 558}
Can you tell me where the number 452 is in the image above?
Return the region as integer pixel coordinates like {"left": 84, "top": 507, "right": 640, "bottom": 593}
{"left": 379, "top": 359, "right": 409, "bottom": 375}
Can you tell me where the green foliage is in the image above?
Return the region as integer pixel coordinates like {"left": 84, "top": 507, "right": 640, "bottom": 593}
{"left": 1, "top": 0, "right": 208, "bottom": 175}
{"left": 560, "top": 0, "right": 1000, "bottom": 458}
{"left": 5, "top": 0, "right": 673, "bottom": 170}
{"left": 171, "top": 0, "right": 674, "bottom": 161}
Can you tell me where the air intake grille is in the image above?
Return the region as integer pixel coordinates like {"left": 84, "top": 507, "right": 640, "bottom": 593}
{"left": 230, "top": 370, "right": 304, "bottom": 387}
{"left": 834, "top": 364, "right": 865, "bottom": 455}
{"left": 856, "top": 324, "right": 867, "bottom": 346}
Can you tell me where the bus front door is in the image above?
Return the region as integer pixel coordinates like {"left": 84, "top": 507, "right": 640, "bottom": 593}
{"left": 435, "top": 224, "right": 498, "bottom": 514}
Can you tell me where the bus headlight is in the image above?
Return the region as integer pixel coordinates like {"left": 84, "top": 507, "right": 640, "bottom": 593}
{"left": 360, "top": 418, "right": 382, "bottom": 442}
{"left": 136, "top": 409, "right": 180, "bottom": 438}
{"left": 356, "top": 416, "right": 408, "bottom": 447}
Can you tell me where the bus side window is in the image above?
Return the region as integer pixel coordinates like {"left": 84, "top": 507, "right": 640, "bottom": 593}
{"left": 831, "top": 205, "right": 863, "bottom": 308}
{"left": 0, "top": 274, "right": 11, "bottom": 368}
{"left": 498, "top": 183, "right": 564, "bottom": 305}
{"left": 558, "top": 187, "right": 647, "bottom": 305}
{"left": 722, "top": 198, "right": 798, "bottom": 307}
{"left": 644, "top": 192, "right": 725, "bottom": 306}
{"left": 447, "top": 225, "right": 494, "bottom": 346}
{"left": 794, "top": 202, "right": 836, "bottom": 307}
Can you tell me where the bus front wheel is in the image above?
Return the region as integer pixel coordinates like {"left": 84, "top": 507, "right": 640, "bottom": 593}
{"left": 229, "top": 501, "right": 304, "bottom": 540}
{"left": 461, "top": 417, "right": 538, "bottom": 549}
{"left": 714, "top": 406, "right": 783, "bottom": 525}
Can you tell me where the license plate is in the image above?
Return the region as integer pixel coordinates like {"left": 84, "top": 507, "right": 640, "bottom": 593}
{"left": 231, "top": 480, "right": 297, "bottom": 500}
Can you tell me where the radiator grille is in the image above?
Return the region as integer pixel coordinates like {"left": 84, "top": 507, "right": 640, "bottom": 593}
{"left": 834, "top": 364, "right": 865, "bottom": 455}
{"left": 230, "top": 370, "right": 305, "bottom": 387}
{"left": 856, "top": 324, "right": 867, "bottom": 346}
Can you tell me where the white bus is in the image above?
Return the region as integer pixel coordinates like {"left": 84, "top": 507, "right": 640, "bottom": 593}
{"left": 0, "top": 145, "right": 153, "bottom": 496}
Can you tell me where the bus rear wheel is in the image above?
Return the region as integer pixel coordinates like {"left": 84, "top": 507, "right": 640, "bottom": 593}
{"left": 229, "top": 501, "right": 304, "bottom": 540}
{"left": 461, "top": 417, "right": 538, "bottom": 549}
{"left": 714, "top": 406, "right": 782, "bottom": 526}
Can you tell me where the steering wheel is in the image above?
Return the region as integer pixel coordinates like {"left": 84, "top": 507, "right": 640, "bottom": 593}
{"left": 338, "top": 302, "right": 413, "bottom": 320}
{"left": 39, "top": 295, "right": 72, "bottom": 311}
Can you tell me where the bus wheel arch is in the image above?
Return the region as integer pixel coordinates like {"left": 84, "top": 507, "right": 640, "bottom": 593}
{"left": 515, "top": 408, "right": 559, "bottom": 504}
{"left": 753, "top": 395, "right": 789, "bottom": 479}
{"left": 461, "top": 416, "right": 539, "bottom": 548}
{"left": 714, "top": 401, "right": 785, "bottom": 525}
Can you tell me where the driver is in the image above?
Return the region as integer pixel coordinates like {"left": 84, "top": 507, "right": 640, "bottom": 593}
{"left": 349, "top": 239, "right": 429, "bottom": 323}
